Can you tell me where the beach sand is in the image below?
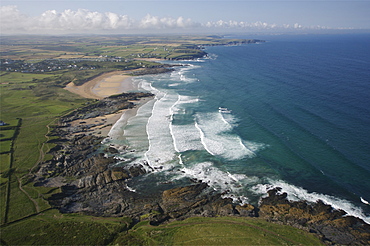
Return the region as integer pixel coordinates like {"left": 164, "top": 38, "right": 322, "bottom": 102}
{"left": 65, "top": 71, "right": 135, "bottom": 100}
{"left": 64, "top": 71, "right": 152, "bottom": 137}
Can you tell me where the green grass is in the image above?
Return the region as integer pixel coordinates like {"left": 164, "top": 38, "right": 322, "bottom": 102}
{"left": 0, "top": 154, "right": 10, "bottom": 173}
{"left": 0, "top": 209, "right": 132, "bottom": 245}
{"left": 0, "top": 129, "right": 15, "bottom": 140}
{"left": 0, "top": 188, "right": 7, "bottom": 224}
{"left": 7, "top": 179, "right": 37, "bottom": 222}
{"left": 0, "top": 72, "right": 53, "bottom": 84}
{"left": 12, "top": 118, "right": 52, "bottom": 170}
{"left": 0, "top": 70, "right": 90, "bottom": 225}
{"left": 0, "top": 141, "right": 12, "bottom": 154}
{"left": 114, "top": 217, "right": 323, "bottom": 246}
{"left": 21, "top": 185, "right": 56, "bottom": 211}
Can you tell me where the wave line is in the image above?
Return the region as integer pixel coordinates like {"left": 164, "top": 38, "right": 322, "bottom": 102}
{"left": 169, "top": 94, "right": 181, "bottom": 153}
{"left": 195, "top": 121, "right": 215, "bottom": 156}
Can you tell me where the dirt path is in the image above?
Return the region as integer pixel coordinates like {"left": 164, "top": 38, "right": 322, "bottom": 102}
{"left": 30, "top": 119, "right": 54, "bottom": 174}
{"left": 16, "top": 175, "right": 40, "bottom": 213}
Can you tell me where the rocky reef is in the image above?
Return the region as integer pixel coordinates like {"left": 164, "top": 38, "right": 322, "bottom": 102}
{"left": 259, "top": 188, "right": 370, "bottom": 245}
{"left": 33, "top": 91, "right": 370, "bottom": 245}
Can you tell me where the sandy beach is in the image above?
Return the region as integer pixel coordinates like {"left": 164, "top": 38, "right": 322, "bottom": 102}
{"left": 65, "top": 71, "right": 136, "bottom": 100}
{"left": 64, "top": 71, "right": 151, "bottom": 137}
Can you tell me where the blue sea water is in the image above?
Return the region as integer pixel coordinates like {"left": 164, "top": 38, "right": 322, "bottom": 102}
{"left": 106, "top": 33, "right": 370, "bottom": 223}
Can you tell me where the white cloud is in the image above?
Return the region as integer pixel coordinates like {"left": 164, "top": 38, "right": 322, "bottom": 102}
{"left": 0, "top": 5, "right": 30, "bottom": 33}
{"left": 138, "top": 14, "right": 197, "bottom": 29}
{"left": 32, "top": 8, "right": 135, "bottom": 32}
{"left": 0, "top": 5, "right": 332, "bottom": 34}
{"left": 204, "top": 20, "right": 316, "bottom": 30}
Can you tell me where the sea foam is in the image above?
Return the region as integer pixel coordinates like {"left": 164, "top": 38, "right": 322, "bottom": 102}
{"left": 195, "top": 111, "right": 262, "bottom": 160}
{"left": 145, "top": 92, "right": 178, "bottom": 169}
{"left": 170, "top": 95, "right": 203, "bottom": 152}
{"left": 253, "top": 180, "right": 370, "bottom": 224}
{"left": 169, "top": 64, "right": 199, "bottom": 84}
{"left": 174, "top": 161, "right": 260, "bottom": 204}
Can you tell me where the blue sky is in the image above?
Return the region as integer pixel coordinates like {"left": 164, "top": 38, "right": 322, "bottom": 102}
{"left": 1, "top": 0, "right": 370, "bottom": 34}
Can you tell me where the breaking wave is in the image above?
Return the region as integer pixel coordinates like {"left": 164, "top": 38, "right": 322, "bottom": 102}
{"left": 195, "top": 111, "right": 264, "bottom": 160}
{"left": 253, "top": 180, "right": 370, "bottom": 224}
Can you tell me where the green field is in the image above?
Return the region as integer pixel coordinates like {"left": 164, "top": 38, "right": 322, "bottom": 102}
{"left": 0, "top": 71, "right": 88, "bottom": 225}
{"left": 0, "top": 209, "right": 132, "bottom": 245}
{"left": 0, "top": 211, "right": 323, "bottom": 245}
{"left": 0, "top": 35, "right": 324, "bottom": 245}
{"left": 114, "top": 217, "right": 323, "bottom": 245}
{"left": 1, "top": 35, "right": 253, "bottom": 61}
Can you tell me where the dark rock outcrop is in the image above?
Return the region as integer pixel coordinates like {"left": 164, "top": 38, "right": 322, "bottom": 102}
{"left": 259, "top": 188, "right": 370, "bottom": 245}
{"left": 129, "top": 66, "right": 175, "bottom": 76}
{"left": 60, "top": 92, "right": 153, "bottom": 124}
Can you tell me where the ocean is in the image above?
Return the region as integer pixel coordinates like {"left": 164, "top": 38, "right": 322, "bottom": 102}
{"left": 106, "top": 33, "right": 370, "bottom": 223}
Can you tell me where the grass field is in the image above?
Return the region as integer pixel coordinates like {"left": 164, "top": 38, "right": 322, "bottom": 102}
{"left": 1, "top": 35, "right": 253, "bottom": 61}
{"left": 1, "top": 211, "right": 324, "bottom": 245}
{"left": 113, "top": 217, "right": 323, "bottom": 245}
{"left": 0, "top": 69, "right": 90, "bottom": 225}
{"left": 0, "top": 209, "right": 132, "bottom": 245}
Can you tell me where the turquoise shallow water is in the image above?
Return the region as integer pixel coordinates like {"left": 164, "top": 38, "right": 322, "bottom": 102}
{"left": 106, "top": 33, "right": 370, "bottom": 223}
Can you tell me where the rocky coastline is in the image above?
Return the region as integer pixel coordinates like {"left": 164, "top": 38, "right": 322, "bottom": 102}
{"left": 33, "top": 91, "right": 370, "bottom": 245}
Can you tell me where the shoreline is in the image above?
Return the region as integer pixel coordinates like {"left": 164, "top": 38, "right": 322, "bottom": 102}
{"left": 64, "top": 70, "right": 150, "bottom": 138}
{"left": 65, "top": 71, "right": 137, "bottom": 100}
{"left": 107, "top": 96, "right": 152, "bottom": 138}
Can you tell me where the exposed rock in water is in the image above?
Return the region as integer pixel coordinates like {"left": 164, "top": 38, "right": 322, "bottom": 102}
{"left": 259, "top": 188, "right": 370, "bottom": 245}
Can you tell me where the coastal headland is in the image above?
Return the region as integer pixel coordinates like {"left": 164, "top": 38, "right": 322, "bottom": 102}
{"left": 1, "top": 35, "right": 369, "bottom": 245}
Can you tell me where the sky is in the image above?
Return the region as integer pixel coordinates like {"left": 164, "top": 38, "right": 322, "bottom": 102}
{"left": 1, "top": 0, "right": 370, "bottom": 35}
